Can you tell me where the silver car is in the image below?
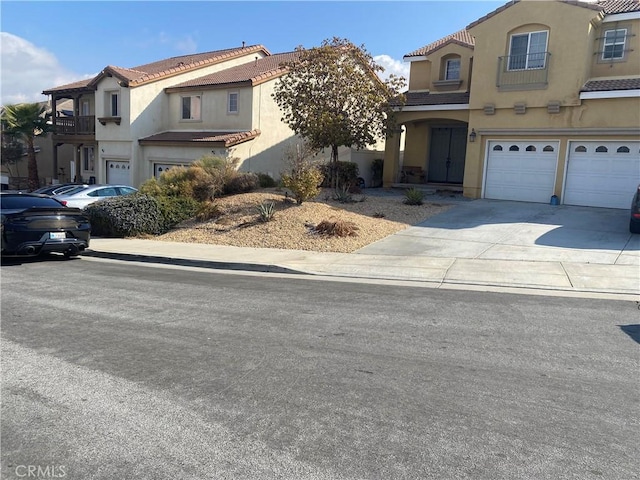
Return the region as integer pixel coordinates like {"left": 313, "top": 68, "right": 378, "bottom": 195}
{"left": 54, "top": 184, "right": 138, "bottom": 209}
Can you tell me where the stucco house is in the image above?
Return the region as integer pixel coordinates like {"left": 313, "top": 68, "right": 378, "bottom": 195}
{"left": 41, "top": 44, "right": 384, "bottom": 189}
{"left": 384, "top": 0, "right": 640, "bottom": 209}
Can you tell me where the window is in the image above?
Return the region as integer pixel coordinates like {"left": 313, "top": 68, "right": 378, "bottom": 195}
{"left": 181, "top": 95, "right": 201, "bottom": 120}
{"left": 602, "top": 29, "right": 626, "bottom": 60}
{"left": 109, "top": 92, "right": 119, "bottom": 116}
{"left": 445, "top": 58, "right": 461, "bottom": 80}
{"left": 509, "top": 145, "right": 520, "bottom": 151}
{"left": 81, "top": 100, "right": 90, "bottom": 116}
{"left": 617, "top": 146, "right": 630, "bottom": 153}
{"left": 228, "top": 92, "right": 238, "bottom": 114}
{"left": 492, "top": 145, "right": 503, "bottom": 151}
{"left": 543, "top": 145, "right": 555, "bottom": 152}
{"left": 574, "top": 146, "right": 587, "bottom": 152}
{"left": 82, "top": 147, "right": 95, "bottom": 171}
{"left": 526, "top": 145, "right": 536, "bottom": 152}
{"left": 508, "top": 31, "right": 548, "bottom": 70}
{"left": 89, "top": 187, "right": 117, "bottom": 197}
{"left": 595, "top": 146, "right": 608, "bottom": 152}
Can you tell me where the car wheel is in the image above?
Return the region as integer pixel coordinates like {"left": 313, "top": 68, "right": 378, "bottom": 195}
{"left": 630, "top": 220, "right": 640, "bottom": 234}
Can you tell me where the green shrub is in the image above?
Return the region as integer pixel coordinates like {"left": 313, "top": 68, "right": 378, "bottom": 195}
{"left": 85, "top": 194, "right": 163, "bottom": 237}
{"left": 195, "top": 201, "right": 223, "bottom": 221}
{"left": 403, "top": 187, "right": 425, "bottom": 205}
{"left": 281, "top": 168, "right": 323, "bottom": 204}
{"left": 320, "top": 161, "right": 359, "bottom": 189}
{"left": 281, "top": 143, "right": 324, "bottom": 204}
{"left": 223, "top": 172, "right": 259, "bottom": 195}
{"left": 155, "top": 195, "right": 200, "bottom": 230}
{"left": 257, "top": 172, "right": 277, "bottom": 188}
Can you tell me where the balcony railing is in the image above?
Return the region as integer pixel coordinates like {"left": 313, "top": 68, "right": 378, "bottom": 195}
{"left": 496, "top": 52, "right": 550, "bottom": 89}
{"left": 54, "top": 115, "right": 95, "bottom": 135}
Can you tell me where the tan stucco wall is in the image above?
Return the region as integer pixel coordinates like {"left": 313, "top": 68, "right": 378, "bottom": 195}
{"left": 468, "top": 1, "right": 599, "bottom": 109}
{"left": 408, "top": 61, "right": 431, "bottom": 91}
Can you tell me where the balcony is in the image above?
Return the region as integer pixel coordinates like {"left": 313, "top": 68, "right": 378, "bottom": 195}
{"left": 54, "top": 115, "right": 95, "bottom": 135}
{"left": 496, "top": 52, "right": 550, "bottom": 90}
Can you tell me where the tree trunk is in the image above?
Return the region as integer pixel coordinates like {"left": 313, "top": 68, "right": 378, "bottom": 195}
{"left": 331, "top": 144, "right": 339, "bottom": 189}
{"left": 27, "top": 136, "right": 39, "bottom": 191}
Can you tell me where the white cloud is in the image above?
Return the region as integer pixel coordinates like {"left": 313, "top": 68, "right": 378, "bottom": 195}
{"left": 0, "top": 32, "right": 91, "bottom": 106}
{"left": 374, "top": 54, "right": 410, "bottom": 87}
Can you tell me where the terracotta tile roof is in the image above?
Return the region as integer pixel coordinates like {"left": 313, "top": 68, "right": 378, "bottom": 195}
{"left": 581, "top": 77, "right": 640, "bottom": 91}
{"left": 392, "top": 91, "right": 470, "bottom": 107}
{"left": 138, "top": 129, "right": 261, "bottom": 147}
{"left": 404, "top": 30, "right": 475, "bottom": 59}
{"left": 467, "top": 0, "right": 639, "bottom": 30}
{"left": 43, "top": 45, "right": 270, "bottom": 94}
{"left": 42, "top": 78, "right": 93, "bottom": 94}
{"left": 596, "top": 0, "right": 640, "bottom": 13}
{"left": 167, "top": 51, "right": 302, "bottom": 91}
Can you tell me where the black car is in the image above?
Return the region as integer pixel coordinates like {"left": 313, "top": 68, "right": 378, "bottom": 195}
{"left": 631, "top": 185, "right": 640, "bottom": 234}
{"left": 1, "top": 193, "right": 91, "bottom": 258}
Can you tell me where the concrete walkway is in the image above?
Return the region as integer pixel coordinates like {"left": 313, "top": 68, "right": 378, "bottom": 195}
{"left": 84, "top": 200, "right": 640, "bottom": 300}
{"left": 83, "top": 199, "right": 639, "bottom": 299}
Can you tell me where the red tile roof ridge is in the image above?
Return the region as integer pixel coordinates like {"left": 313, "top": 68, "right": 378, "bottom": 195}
{"left": 404, "top": 29, "right": 475, "bottom": 58}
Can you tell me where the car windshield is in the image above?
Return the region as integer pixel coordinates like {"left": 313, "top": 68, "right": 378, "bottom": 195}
{"left": 1, "top": 195, "right": 64, "bottom": 209}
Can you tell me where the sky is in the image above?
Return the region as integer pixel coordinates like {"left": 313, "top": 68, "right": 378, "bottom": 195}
{"left": 0, "top": 1, "right": 505, "bottom": 106}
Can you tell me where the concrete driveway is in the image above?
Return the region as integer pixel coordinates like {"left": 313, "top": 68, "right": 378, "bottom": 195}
{"left": 358, "top": 199, "right": 639, "bottom": 266}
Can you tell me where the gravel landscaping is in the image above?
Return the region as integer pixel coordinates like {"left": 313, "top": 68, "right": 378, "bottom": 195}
{"left": 157, "top": 188, "right": 457, "bottom": 253}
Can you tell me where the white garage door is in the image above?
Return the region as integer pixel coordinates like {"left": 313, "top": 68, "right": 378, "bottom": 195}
{"left": 484, "top": 141, "right": 558, "bottom": 203}
{"left": 564, "top": 141, "right": 640, "bottom": 209}
{"left": 106, "top": 160, "right": 131, "bottom": 185}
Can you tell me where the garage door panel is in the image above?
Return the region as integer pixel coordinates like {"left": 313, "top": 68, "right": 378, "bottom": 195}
{"left": 106, "top": 161, "right": 131, "bottom": 185}
{"left": 484, "top": 141, "right": 557, "bottom": 203}
{"left": 564, "top": 141, "right": 640, "bottom": 209}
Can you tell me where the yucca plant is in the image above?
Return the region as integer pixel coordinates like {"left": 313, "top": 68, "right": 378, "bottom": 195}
{"left": 257, "top": 201, "right": 276, "bottom": 222}
{"left": 333, "top": 184, "right": 354, "bottom": 203}
{"left": 403, "top": 187, "right": 425, "bottom": 206}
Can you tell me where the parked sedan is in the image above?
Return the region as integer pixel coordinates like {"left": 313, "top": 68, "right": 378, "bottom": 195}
{"left": 54, "top": 184, "right": 138, "bottom": 209}
{"left": 31, "top": 183, "right": 89, "bottom": 196}
{"left": 630, "top": 185, "right": 640, "bottom": 234}
{"left": 1, "top": 193, "right": 91, "bottom": 258}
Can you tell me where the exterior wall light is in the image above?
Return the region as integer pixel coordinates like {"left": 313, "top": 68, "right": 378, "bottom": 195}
{"left": 469, "top": 128, "right": 477, "bottom": 142}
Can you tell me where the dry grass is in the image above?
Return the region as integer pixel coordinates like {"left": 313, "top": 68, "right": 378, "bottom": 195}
{"left": 156, "top": 188, "right": 454, "bottom": 253}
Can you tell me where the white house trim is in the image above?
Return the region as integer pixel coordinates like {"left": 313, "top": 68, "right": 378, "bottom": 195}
{"left": 398, "top": 104, "right": 470, "bottom": 112}
{"left": 603, "top": 12, "right": 640, "bottom": 23}
{"left": 580, "top": 89, "right": 640, "bottom": 99}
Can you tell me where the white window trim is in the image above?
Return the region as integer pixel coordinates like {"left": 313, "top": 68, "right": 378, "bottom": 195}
{"left": 507, "top": 30, "right": 549, "bottom": 71}
{"left": 602, "top": 28, "right": 627, "bottom": 60}
{"left": 180, "top": 94, "right": 202, "bottom": 121}
{"left": 227, "top": 91, "right": 239, "bottom": 114}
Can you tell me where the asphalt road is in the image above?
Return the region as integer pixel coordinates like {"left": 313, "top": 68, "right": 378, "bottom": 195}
{"left": 1, "top": 256, "right": 638, "bottom": 480}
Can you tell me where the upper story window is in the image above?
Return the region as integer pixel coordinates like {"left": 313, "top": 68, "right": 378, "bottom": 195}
{"left": 445, "top": 58, "right": 461, "bottom": 80}
{"left": 602, "top": 28, "right": 626, "bottom": 60}
{"left": 228, "top": 92, "right": 239, "bottom": 114}
{"left": 508, "top": 31, "right": 548, "bottom": 70}
{"left": 107, "top": 91, "right": 119, "bottom": 116}
{"left": 181, "top": 95, "right": 201, "bottom": 121}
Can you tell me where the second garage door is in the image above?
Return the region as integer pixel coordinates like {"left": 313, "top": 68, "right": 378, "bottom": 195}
{"left": 563, "top": 141, "right": 640, "bottom": 209}
{"left": 484, "top": 141, "right": 558, "bottom": 203}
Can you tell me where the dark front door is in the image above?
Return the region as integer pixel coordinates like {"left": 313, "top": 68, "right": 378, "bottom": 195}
{"left": 428, "top": 127, "right": 467, "bottom": 184}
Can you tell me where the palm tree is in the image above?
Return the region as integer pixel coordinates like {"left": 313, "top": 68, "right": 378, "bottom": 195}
{"left": 1, "top": 103, "right": 52, "bottom": 191}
